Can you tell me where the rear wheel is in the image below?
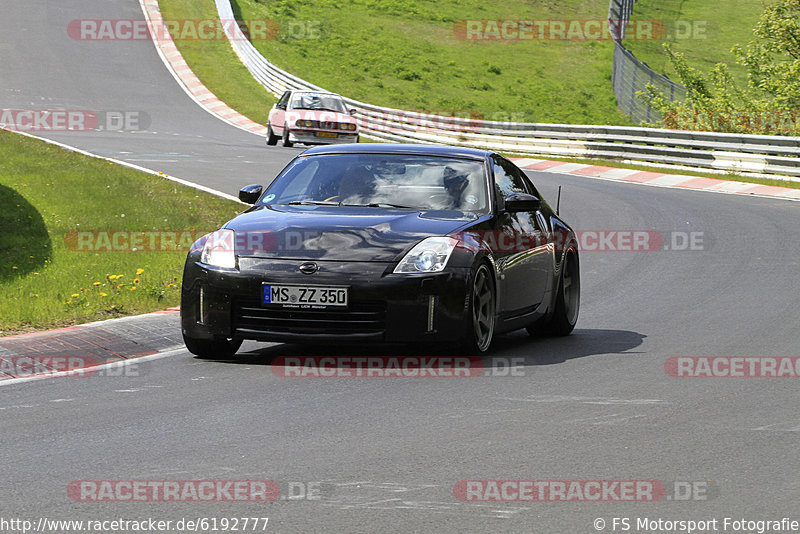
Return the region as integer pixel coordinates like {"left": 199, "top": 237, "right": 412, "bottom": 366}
{"left": 528, "top": 246, "right": 580, "bottom": 337}
{"left": 266, "top": 124, "right": 279, "bottom": 145}
{"left": 183, "top": 333, "right": 242, "bottom": 359}
{"left": 282, "top": 125, "right": 293, "bottom": 147}
{"left": 464, "top": 262, "right": 496, "bottom": 353}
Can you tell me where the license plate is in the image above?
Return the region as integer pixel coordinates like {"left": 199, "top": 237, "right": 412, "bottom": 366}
{"left": 263, "top": 284, "right": 348, "bottom": 308}
{"left": 315, "top": 131, "right": 338, "bottom": 138}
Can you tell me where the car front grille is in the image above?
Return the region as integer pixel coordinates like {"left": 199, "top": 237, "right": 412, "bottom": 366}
{"left": 233, "top": 299, "right": 387, "bottom": 336}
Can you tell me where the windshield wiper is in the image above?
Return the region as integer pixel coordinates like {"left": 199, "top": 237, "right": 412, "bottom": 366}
{"left": 287, "top": 200, "right": 341, "bottom": 206}
{"left": 342, "top": 203, "right": 417, "bottom": 209}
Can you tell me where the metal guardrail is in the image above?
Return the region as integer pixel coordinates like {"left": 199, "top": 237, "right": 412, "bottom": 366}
{"left": 214, "top": 0, "right": 800, "bottom": 181}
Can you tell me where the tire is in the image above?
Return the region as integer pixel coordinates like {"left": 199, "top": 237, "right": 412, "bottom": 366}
{"left": 266, "top": 124, "right": 279, "bottom": 146}
{"left": 183, "top": 333, "right": 243, "bottom": 359}
{"left": 282, "top": 125, "right": 293, "bottom": 147}
{"left": 463, "top": 262, "right": 496, "bottom": 353}
{"left": 528, "top": 246, "right": 580, "bottom": 337}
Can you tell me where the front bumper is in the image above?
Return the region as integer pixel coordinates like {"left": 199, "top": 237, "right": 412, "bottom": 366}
{"left": 289, "top": 129, "right": 358, "bottom": 145}
{"left": 181, "top": 257, "right": 470, "bottom": 345}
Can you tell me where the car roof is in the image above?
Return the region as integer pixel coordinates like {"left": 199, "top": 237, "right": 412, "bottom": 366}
{"left": 299, "top": 143, "right": 491, "bottom": 160}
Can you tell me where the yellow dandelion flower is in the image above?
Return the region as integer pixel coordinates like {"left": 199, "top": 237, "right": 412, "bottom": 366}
{"left": 100, "top": 292, "right": 107, "bottom": 297}
{"left": 93, "top": 281, "right": 101, "bottom": 286}
{"left": 71, "top": 293, "right": 79, "bottom": 298}
{"left": 12, "top": 266, "right": 17, "bottom": 270}
{"left": 136, "top": 268, "right": 144, "bottom": 275}
{"left": 32, "top": 294, "right": 39, "bottom": 297}
{"left": 130, "top": 286, "right": 137, "bottom": 291}
{"left": 133, "top": 278, "right": 141, "bottom": 284}
{"left": 33, "top": 272, "right": 39, "bottom": 275}
{"left": 117, "top": 284, "right": 123, "bottom": 289}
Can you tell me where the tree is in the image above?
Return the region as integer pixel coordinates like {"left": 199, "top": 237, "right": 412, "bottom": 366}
{"left": 640, "top": 0, "right": 800, "bottom": 134}
{"left": 734, "top": 0, "right": 800, "bottom": 108}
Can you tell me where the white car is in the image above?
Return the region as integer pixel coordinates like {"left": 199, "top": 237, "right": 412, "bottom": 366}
{"left": 266, "top": 90, "right": 359, "bottom": 147}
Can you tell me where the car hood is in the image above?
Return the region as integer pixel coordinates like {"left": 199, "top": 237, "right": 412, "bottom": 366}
{"left": 225, "top": 204, "right": 481, "bottom": 262}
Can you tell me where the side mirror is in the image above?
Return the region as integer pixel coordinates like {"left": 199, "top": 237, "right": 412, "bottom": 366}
{"left": 349, "top": 108, "right": 358, "bottom": 116}
{"left": 239, "top": 184, "right": 263, "bottom": 204}
{"left": 504, "top": 193, "right": 541, "bottom": 212}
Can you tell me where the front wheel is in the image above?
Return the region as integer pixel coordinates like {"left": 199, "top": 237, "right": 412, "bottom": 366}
{"left": 282, "top": 125, "right": 293, "bottom": 147}
{"left": 183, "top": 333, "right": 243, "bottom": 359}
{"left": 528, "top": 246, "right": 580, "bottom": 337}
{"left": 266, "top": 124, "right": 279, "bottom": 145}
{"left": 463, "top": 262, "right": 496, "bottom": 353}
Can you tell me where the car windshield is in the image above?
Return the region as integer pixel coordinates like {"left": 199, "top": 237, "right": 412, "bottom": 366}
{"left": 260, "top": 154, "right": 489, "bottom": 212}
{"left": 289, "top": 93, "right": 348, "bottom": 113}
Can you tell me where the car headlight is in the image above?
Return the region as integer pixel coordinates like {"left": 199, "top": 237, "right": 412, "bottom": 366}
{"left": 394, "top": 237, "right": 457, "bottom": 273}
{"left": 200, "top": 229, "right": 236, "bottom": 269}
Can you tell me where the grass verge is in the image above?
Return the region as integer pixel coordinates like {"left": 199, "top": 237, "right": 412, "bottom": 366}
{"left": 623, "top": 0, "right": 763, "bottom": 86}
{"left": 0, "top": 130, "right": 243, "bottom": 335}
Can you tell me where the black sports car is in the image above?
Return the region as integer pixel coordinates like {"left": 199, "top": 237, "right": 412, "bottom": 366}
{"left": 180, "top": 144, "right": 579, "bottom": 357}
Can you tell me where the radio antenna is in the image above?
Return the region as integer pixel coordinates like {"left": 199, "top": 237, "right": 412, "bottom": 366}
{"left": 556, "top": 186, "right": 562, "bottom": 215}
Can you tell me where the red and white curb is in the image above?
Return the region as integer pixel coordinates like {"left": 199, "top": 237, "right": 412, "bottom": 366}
{"left": 0, "top": 308, "right": 183, "bottom": 386}
{"left": 512, "top": 159, "right": 800, "bottom": 202}
{"left": 140, "top": 1, "right": 799, "bottom": 202}
{"left": 140, "top": 0, "right": 267, "bottom": 136}
{"left": 0, "top": 307, "right": 180, "bottom": 341}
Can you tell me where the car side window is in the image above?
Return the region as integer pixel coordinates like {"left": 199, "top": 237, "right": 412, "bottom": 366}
{"left": 277, "top": 91, "right": 290, "bottom": 110}
{"left": 491, "top": 155, "right": 529, "bottom": 209}
{"left": 516, "top": 167, "right": 541, "bottom": 198}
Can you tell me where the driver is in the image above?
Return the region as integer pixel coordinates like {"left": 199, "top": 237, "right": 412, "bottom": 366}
{"left": 337, "top": 166, "right": 376, "bottom": 202}
{"left": 442, "top": 166, "right": 469, "bottom": 209}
